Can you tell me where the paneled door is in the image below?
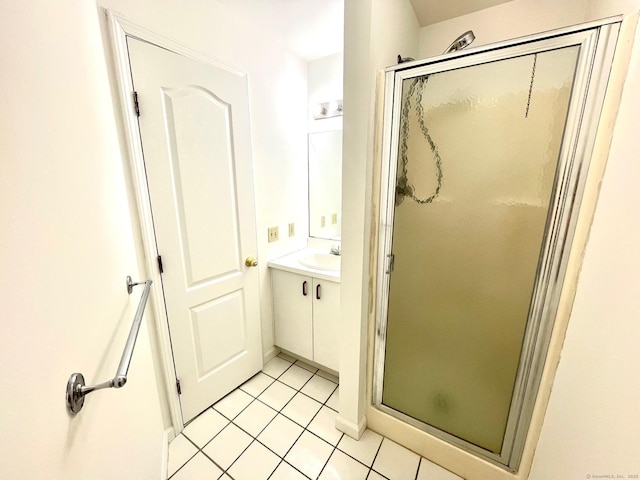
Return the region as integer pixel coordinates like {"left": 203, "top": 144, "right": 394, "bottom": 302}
{"left": 127, "top": 38, "right": 262, "bottom": 423}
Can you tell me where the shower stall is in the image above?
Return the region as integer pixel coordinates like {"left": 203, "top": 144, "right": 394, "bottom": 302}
{"left": 373, "top": 19, "right": 621, "bottom": 471}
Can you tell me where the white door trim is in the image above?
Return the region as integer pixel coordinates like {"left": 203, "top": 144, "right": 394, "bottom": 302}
{"left": 105, "top": 10, "right": 249, "bottom": 433}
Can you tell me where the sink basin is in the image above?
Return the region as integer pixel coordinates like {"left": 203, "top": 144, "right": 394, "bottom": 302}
{"left": 298, "top": 252, "right": 341, "bottom": 271}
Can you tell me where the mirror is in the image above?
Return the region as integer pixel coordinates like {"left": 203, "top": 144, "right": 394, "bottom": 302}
{"left": 308, "top": 130, "right": 342, "bottom": 239}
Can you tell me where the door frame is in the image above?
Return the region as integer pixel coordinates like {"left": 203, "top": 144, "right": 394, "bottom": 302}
{"left": 105, "top": 11, "right": 250, "bottom": 434}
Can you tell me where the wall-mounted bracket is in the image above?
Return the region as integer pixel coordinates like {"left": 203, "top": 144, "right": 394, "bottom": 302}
{"left": 126, "top": 275, "right": 145, "bottom": 294}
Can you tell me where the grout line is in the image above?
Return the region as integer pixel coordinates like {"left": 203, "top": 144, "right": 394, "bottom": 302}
{"left": 219, "top": 436, "right": 258, "bottom": 477}
{"left": 316, "top": 432, "right": 344, "bottom": 480}
{"left": 223, "top": 366, "right": 320, "bottom": 478}
{"left": 262, "top": 357, "right": 296, "bottom": 380}
{"left": 415, "top": 457, "right": 422, "bottom": 480}
{"left": 199, "top": 448, "right": 234, "bottom": 479}
{"left": 367, "top": 468, "right": 391, "bottom": 480}
{"left": 334, "top": 443, "right": 374, "bottom": 472}
{"left": 184, "top": 428, "right": 237, "bottom": 479}
{"left": 166, "top": 434, "right": 199, "bottom": 479}
{"left": 365, "top": 436, "right": 386, "bottom": 479}
{"left": 293, "top": 358, "right": 319, "bottom": 374}
{"left": 266, "top": 459, "right": 312, "bottom": 480}
{"left": 173, "top": 362, "right": 339, "bottom": 480}
{"left": 261, "top": 369, "right": 337, "bottom": 479}
{"left": 238, "top": 372, "right": 276, "bottom": 397}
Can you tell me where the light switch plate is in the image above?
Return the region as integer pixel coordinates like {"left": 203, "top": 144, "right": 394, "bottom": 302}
{"left": 268, "top": 226, "right": 279, "bottom": 242}
{"left": 288, "top": 223, "right": 295, "bottom": 237}
{"left": 331, "top": 213, "right": 338, "bottom": 224}
{"left": 321, "top": 216, "right": 326, "bottom": 228}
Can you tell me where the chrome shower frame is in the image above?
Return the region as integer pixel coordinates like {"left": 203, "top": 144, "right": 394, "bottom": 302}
{"left": 373, "top": 17, "right": 621, "bottom": 472}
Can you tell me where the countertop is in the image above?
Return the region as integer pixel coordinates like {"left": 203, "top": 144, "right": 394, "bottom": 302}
{"left": 267, "top": 249, "right": 341, "bottom": 283}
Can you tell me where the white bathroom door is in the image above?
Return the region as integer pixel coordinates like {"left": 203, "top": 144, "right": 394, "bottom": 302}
{"left": 127, "top": 38, "right": 262, "bottom": 423}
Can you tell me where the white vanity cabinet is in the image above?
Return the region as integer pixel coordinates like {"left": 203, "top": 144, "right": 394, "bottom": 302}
{"left": 271, "top": 268, "right": 340, "bottom": 372}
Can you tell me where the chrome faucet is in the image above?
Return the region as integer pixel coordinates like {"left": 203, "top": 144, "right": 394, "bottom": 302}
{"left": 330, "top": 244, "right": 341, "bottom": 256}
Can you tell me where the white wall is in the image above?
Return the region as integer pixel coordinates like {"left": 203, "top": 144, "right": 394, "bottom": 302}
{"left": 0, "top": 2, "right": 165, "bottom": 478}
{"left": 1, "top": 0, "right": 339, "bottom": 477}
{"left": 339, "top": 0, "right": 420, "bottom": 437}
{"left": 98, "top": 0, "right": 312, "bottom": 360}
{"left": 528, "top": 19, "right": 640, "bottom": 480}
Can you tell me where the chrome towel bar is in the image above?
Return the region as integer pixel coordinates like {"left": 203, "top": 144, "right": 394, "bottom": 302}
{"left": 66, "top": 277, "right": 153, "bottom": 414}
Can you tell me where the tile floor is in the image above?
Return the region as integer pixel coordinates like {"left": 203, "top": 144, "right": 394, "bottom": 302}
{"left": 168, "top": 353, "right": 463, "bottom": 480}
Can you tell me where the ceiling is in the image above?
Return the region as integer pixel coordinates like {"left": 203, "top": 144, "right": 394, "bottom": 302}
{"left": 409, "top": 0, "right": 513, "bottom": 27}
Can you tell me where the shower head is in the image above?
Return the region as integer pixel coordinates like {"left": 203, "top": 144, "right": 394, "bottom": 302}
{"left": 443, "top": 30, "right": 476, "bottom": 54}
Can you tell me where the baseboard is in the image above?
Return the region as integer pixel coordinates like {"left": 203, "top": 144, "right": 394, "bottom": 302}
{"left": 160, "top": 427, "right": 174, "bottom": 480}
{"left": 335, "top": 414, "right": 367, "bottom": 440}
{"left": 263, "top": 346, "right": 279, "bottom": 364}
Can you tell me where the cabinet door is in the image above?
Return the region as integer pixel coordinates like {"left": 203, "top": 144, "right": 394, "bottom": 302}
{"left": 272, "top": 269, "right": 313, "bottom": 360}
{"left": 312, "top": 279, "right": 340, "bottom": 372}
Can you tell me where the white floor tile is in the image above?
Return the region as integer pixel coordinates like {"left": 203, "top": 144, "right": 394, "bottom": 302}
{"left": 319, "top": 449, "right": 369, "bottom": 480}
{"left": 213, "top": 389, "right": 253, "bottom": 420}
{"left": 316, "top": 369, "right": 339, "bottom": 384}
{"left": 234, "top": 399, "right": 278, "bottom": 437}
{"left": 228, "top": 441, "right": 281, "bottom": 480}
{"left": 182, "top": 409, "right": 229, "bottom": 448}
{"left": 308, "top": 406, "right": 342, "bottom": 445}
{"left": 301, "top": 375, "right": 337, "bottom": 403}
{"left": 281, "top": 392, "right": 323, "bottom": 427}
{"left": 279, "top": 364, "right": 314, "bottom": 390}
{"left": 257, "top": 414, "right": 304, "bottom": 457}
{"left": 168, "top": 434, "right": 198, "bottom": 477}
{"left": 240, "top": 372, "right": 275, "bottom": 397}
{"left": 263, "top": 357, "right": 293, "bottom": 378}
{"left": 337, "top": 429, "right": 382, "bottom": 467}
{"left": 285, "top": 431, "right": 334, "bottom": 480}
{"left": 258, "top": 381, "right": 297, "bottom": 410}
{"left": 326, "top": 387, "right": 339, "bottom": 411}
{"left": 294, "top": 360, "right": 319, "bottom": 373}
{"left": 168, "top": 382, "right": 461, "bottom": 480}
{"left": 202, "top": 423, "right": 252, "bottom": 469}
{"left": 367, "top": 471, "right": 387, "bottom": 480}
{"left": 270, "top": 461, "right": 309, "bottom": 480}
{"left": 170, "top": 452, "right": 223, "bottom": 480}
{"left": 277, "top": 352, "right": 297, "bottom": 363}
{"left": 373, "top": 438, "right": 420, "bottom": 480}
{"left": 417, "top": 457, "right": 463, "bottom": 480}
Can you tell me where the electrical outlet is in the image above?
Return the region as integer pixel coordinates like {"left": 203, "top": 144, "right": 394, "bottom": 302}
{"left": 288, "top": 223, "right": 295, "bottom": 237}
{"left": 321, "top": 216, "right": 326, "bottom": 228}
{"left": 268, "top": 226, "right": 279, "bottom": 242}
{"left": 331, "top": 213, "right": 338, "bottom": 224}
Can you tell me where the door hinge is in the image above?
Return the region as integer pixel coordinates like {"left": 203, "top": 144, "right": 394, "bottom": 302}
{"left": 176, "top": 379, "right": 181, "bottom": 395}
{"left": 157, "top": 255, "right": 164, "bottom": 274}
{"left": 386, "top": 253, "right": 395, "bottom": 274}
{"left": 133, "top": 91, "right": 140, "bottom": 117}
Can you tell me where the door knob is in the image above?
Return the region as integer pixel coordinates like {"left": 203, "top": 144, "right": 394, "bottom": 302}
{"left": 245, "top": 256, "right": 258, "bottom": 267}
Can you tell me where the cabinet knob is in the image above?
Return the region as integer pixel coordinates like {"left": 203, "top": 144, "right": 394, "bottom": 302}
{"left": 316, "top": 284, "right": 321, "bottom": 300}
{"left": 245, "top": 256, "right": 258, "bottom": 267}
{"left": 302, "top": 281, "right": 308, "bottom": 296}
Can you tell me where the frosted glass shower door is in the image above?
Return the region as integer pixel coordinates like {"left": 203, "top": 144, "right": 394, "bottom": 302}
{"left": 381, "top": 47, "right": 580, "bottom": 454}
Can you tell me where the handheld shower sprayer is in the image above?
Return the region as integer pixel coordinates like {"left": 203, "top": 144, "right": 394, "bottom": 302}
{"left": 443, "top": 31, "right": 476, "bottom": 54}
